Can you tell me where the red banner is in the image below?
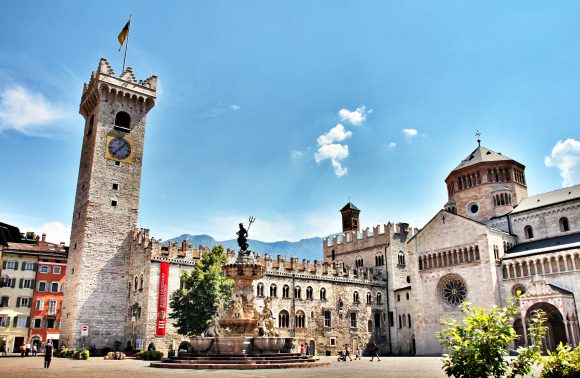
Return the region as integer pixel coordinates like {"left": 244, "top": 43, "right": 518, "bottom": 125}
{"left": 156, "top": 262, "right": 170, "bottom": 336}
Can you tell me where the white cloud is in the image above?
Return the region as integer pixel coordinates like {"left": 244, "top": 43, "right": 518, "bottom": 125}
{"left": 230, "top": 105, "right": 240, "bottom": 111}
{"left": 291, "top": 149, "right": 303, "bottom": 158}
{"left": 402, "top": 128, "right": 418, "bottom": 137}
{"left": 20, "top": 221, "right": 71, "bottom": 244}
{"left": 544, "top": 138, "right": 580, "bottom": 187}
{"left": 387, "top": 142, "right": 397, "bottom": 149}
{"left": 314, "top": 144, "right": 349, "bottom": 177}
{"left": 316, "top": 124, "right": 352, "bottom": 146}
{"left": 0, "top": 86, "right": 68, "bottom": 134}
{"left": 338, "top": 105, "right": 371, "bottom": 126}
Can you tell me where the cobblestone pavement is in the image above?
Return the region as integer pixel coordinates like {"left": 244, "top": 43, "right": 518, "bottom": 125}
{"left": 0, "top": 355, "right": 448, "bottom": 378}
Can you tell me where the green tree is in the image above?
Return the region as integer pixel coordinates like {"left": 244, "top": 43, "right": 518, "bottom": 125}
{"left": 540, "top": 343, "right": 580, "bottom": 378}
{"left": 169, "top": 245, "right": 233, "bottom": 336}
{"left": 437, "top": 296, "right": 546, "bottom": 378}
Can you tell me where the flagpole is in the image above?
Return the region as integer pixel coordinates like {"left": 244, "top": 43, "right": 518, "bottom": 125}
{"left": 122, "top": 15, "right": 132, "bottom": 72}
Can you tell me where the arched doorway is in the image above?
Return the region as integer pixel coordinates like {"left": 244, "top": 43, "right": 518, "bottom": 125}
{"left": 526, "top": 302, "right": 567, "bottom": 352}
{"left": 309, "top": 340, "right": 315, "bottom": 356}
{"left": 513, "top": 319, "right": 525, "bottom": 348}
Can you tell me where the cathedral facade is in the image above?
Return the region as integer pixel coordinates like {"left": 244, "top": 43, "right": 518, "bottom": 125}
{"left": 60, "top": 59, "right": 579, "bottom": 355}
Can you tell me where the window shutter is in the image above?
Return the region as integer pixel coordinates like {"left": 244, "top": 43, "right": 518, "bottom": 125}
{"left": 21, "top": 262, "right": 26, "bottom": 271}
{"left": 16, "top": 298, "right": 21, "bottom": 307}
{"left": 13, "top": 317, "right": 17, "bottom": 327}
{"left": 11, "top": 279, "right": 16, "bottom": 288}
{"left": 2, "top": 261, "right": 6, "bottom": 269}
{"left": 19, "top": 279, "right": 23, "bottom": 289}
{"left": 33, "top": 263, "right": 38, "bottom": 271}
{"left": 5, "top": 317, "right": 10, "bottom": 326}
{"left": 31, "top": 280, "right": 36, "bottom": 290}
{"left": 26, "top": 317, "right": 30, "bottom": 327}
{"left": 13, "top": 262, "right": 18, "bottom": 270}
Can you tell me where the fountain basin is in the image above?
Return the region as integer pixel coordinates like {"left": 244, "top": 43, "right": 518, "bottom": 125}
{"left": 190, "top": 337, "right": 214, "bottom": 352}
{"left": 213, "top": 336, "right": 252, "bottom": 354}
{"left": 253, "top": 337, "right": 285, "bottom": 353}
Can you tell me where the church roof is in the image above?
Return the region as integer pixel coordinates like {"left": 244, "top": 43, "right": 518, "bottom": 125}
{"left": 504, "top": 232, "right": 580, "bottom": 259}
{"left": 340, "top": 202, "right": 360, "bottom": 212}
{"left": 452, "top": 145, "right": 517, "bottom": 172}
{"left": 511, "top": 184, "right": 580, "bottom": 214}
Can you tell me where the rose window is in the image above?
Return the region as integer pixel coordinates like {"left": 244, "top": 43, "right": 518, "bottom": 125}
{"left": 442, "top": 278, "right": 466, "bottom": 306}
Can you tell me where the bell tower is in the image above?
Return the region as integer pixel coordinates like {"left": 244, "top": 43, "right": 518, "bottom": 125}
{"left": 60, "top": 58, "right": 157, "bottom": 348}
{"left": 340, "top": 202, "right": 361, "bottom": 233}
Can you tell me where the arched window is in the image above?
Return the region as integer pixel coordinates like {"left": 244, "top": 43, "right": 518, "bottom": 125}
{"left": 139, "top": 274, "right": 143, "bottom": 290}
{"left": 114, "top": 111, "right": 131, "bottom": 132}
{"left": 331, "top": 249, "right": 335, "bottom": 261}
{"left": 376, "top": 292, "right": 382, "bottom": 304}
{"left": 353, "top": 291, "right": 359, "bottom": 304}
{"left": 282, "top": 284, "right": 290, "bottom": 298}
{"left": 256, "top": 282, "right": 264, "bottom": 297}
{"left": 408, "top": 314, "right": 412, "bottom": 328}
{"left": 294, "top": 286, "right": 301, "bottom": 299}
{"left": 134, "top": 276, "right": 138, "bottom": 291}
{"left": 270, "top": 284, "right": 277, "bottom": 297}
{"left": 320, "top": 287, "right": 326, "bottom": 300}
{"left": 367, "top": 320, "right": 373, "bottom": 332}
{"left": 366, "top": 292, "right": 372, "bottom": 304}
{"left": 295, "top": 310, "right": 306, "bottom": 328}
{"left": 87, "top": 114, "right": 94, "bottom": 136}
{"left": 524, "top": 225, "right": 534, "bottom": 239}
{"left": 278, "top": 310, "right": 289, "bottom": 328}
{"left": 398, "top": 251, "right": 406, "bottom": 266}
{"left": 306, "top": 286, "right": 313, "bottom": 300}
{"left": 560, "top": 217, "right": 570, "bottom": 232}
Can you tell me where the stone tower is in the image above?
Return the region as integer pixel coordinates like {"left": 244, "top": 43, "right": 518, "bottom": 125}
{"left": 340, "top": 202, "right": 360, "bottom": 232}
{"left": 60, "top": 59, "right": 157, "bottom": 348}
{"left": 443, "top": 144, "right": 528, "bottom": 223}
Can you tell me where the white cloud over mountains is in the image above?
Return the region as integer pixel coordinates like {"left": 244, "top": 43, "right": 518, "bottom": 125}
{"left": 314, "top": 106, "right": 370, "bottom": 177}
{"left": 0, "top": 86, "right": 68, "bottom": 135}
{"left": 545, "top": 138, "right": 580, "bottom": 187}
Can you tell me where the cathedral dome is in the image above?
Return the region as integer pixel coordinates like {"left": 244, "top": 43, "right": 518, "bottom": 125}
{"left": 444, "top": 145, "right": 528, "bottom": 222}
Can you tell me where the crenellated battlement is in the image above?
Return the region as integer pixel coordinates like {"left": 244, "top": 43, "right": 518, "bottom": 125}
{"left": 80, "top": 58, "right": 157, "bottom": 118}
{"left": 258, "top": 253, "right": 383, "bottom": 283}
{"left": 130, "top": 228, "right": 206, "bottom": 263}
{"left": 324, "top": 222, "right": 418, "bottom": 248}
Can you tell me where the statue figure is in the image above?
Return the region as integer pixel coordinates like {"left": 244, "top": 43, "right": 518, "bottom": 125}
{"left": 233, "top": 294, "right": 244, "bottom": 319}
{"left": 237, "top": 223, "right": 249, "bottom": 252}
{"left": 261, "top": 296, "right": 279, "bottom": 337}
{"left": 203, "top": 312, "right": 223, "bottom": 337}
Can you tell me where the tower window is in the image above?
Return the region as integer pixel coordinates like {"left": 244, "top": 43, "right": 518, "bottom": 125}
{"left": 524, "top": 225, "right": 534, "bottom": 239}
{"left": 87, "top": 114, "right": 94, "bottom": 136}
{"left": 560, "top": 217, "right": 570, "bottom": 232}
{"left": 112, "top": 183, "right": 119, "bottom": 190}
{"left": 114, "top": 111, "right": 131, "bottom": 132}
{"left": 111, "top": 200, "right": 118, "bottom": 207}
{"left": 115, "top": 161, "right": 121, "bottom": 166}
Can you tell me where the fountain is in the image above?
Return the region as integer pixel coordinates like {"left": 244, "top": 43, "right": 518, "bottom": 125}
{"left": 150, "top": 218, "right": 329, "bottom": 370}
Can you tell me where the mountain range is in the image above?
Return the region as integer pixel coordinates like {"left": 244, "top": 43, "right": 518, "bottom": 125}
{"left": 163, "top": 234, "right": 325, "bottom": 261}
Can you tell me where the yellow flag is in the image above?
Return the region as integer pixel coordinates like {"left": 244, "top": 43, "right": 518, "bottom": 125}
{"left": 118, "top": 19, "right": 130, "bottom": 51}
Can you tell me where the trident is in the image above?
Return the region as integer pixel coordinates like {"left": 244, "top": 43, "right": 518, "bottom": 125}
{"left": 247, "top": 216, "right": 256, "bottom": 234}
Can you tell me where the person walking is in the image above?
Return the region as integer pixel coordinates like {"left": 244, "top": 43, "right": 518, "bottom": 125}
{"left": 44, "top": 340, "right": 53, "bottom": 368}
{"left": 345, "top": 346, "right": 353, "bottom": 361}
{"left": 305, "top": 344, "right": 310, "bottom": 356}
{"left": 354, "top": 347, "right": 361, "bottom": 360}
{"left": 0, "top": 343, "right": 6, "bottom": 356}
{"left": 369, "top": 341, "right": 380, "bottom": 361}
{"left": 32, "top": 344, "right": 37, "bottom": 356}
{"left": 300, "top": 344, "right": 305, "bottom": 354}
{"left": 20, "top": 344, "right": 25, "bottom": 358}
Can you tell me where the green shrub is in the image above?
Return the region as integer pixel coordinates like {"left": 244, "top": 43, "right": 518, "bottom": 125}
{"left": 55, "top": 347, "right": 68, "bottom": 357}
{"left": 141, "top": 350, "right": 163, "bottom": 360}
{"left": 540, "top": 343, "right": 580, "bottom": 378}
{"left": 437, "top": 296, "right": 547, "bottom": 378}
{"left": 147, "top": 342, "right": 156, "bottom": 351}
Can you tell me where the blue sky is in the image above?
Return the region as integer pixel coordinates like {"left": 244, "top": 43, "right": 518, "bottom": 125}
{"left": 1, "top": 1, "right": 579, "bottom": 244}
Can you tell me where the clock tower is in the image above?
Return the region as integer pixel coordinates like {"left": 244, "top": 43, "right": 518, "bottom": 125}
{"left": 60, "top": 58, "right": 157, "bottom": 348}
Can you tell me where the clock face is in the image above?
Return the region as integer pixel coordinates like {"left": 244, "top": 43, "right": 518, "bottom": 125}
{"left": 108, "top": 137, "right": 131, "bottom": 160}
